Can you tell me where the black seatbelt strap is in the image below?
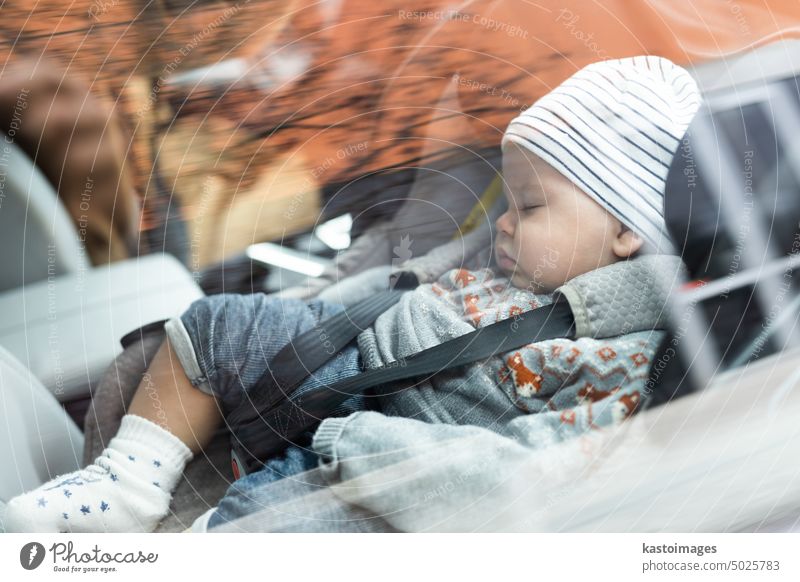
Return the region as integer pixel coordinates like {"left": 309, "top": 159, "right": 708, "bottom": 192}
{"left": 229, "top": 300, "right": 575, "bottom": 473}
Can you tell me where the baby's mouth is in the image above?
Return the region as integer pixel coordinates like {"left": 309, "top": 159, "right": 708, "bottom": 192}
{"left": 495, "top": 247, "right": 516, "bottom": 271}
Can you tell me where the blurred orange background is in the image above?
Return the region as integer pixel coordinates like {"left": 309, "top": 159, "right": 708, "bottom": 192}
{"left": 1, "top": 0, "right": 797, "bottom": 264}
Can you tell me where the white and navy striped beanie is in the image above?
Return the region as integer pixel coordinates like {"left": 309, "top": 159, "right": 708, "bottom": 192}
{"left": 502, "top": 56, "right": 702, "bottom": 248}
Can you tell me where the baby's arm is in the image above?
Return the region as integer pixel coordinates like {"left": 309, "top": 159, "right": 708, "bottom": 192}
{"left": 310, "top": 410, "right": 604, "bottom": 532}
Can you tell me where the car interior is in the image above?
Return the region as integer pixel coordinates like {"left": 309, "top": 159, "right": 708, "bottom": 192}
{"left": 2, "top": 20, "right": 800, "bottom": 533}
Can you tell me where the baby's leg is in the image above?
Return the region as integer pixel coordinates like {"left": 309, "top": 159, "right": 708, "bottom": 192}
{"left": 127, "top": 337, "right": 222, "bottom": 455}
{"left": 4, "top": 338, "right": 212, "bottom": 533}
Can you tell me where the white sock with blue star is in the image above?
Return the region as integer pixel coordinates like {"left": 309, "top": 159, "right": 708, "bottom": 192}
{"left": 4, "top": 414, "right": 192, "bottom": 533}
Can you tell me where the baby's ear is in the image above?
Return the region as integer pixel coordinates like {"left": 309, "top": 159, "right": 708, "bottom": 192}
{"left": 612, "top": 224, "right": 644, "bottom": 258}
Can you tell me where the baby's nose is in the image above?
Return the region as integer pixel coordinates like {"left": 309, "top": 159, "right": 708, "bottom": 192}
{"left": 496, "top": 211, "right": 514, "bottom": 235}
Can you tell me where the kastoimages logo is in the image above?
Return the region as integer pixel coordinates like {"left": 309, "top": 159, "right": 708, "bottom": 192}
{"left": 20, "top": 542, "right": 46, "bottom": 570}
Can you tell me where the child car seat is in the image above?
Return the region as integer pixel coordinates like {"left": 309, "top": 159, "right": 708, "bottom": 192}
{"left": 646, "top": 71, "right": 800, "bottom": 407}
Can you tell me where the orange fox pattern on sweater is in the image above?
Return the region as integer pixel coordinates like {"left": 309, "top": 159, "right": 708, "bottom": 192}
{"left": 577, "top": 383, "right": 619, "bottom": 403}
{"left": 506, "top": 352, "right": 544, "bottom": 397}
{"left": 463, "top": 293, "right": 484, "bottom": 326}
{"left": 430, "top": 267, "right": 660, "bottom": 434}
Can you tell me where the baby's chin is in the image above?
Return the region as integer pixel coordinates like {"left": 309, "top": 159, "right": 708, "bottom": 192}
{"left": 503, "top": 267, "right": 532, "bottom": 289}
{"left": 503, "top": 267, "right": 555, "bottom": 293}
{"left": 490, "top": 258, "right": 508, "bottom": 276}
{"left": 493, "top": 259, "right": 557, "bottom": 292}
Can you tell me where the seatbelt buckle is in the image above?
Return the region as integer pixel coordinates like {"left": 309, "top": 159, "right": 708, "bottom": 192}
{"left": 230, "top": 440, "right": 264, "bottom": 480}
{"left": 230, "top": 448, "right": 246, "bottom": 480}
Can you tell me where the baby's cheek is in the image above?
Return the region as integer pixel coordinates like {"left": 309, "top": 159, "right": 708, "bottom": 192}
{"left": 516, "top": 227, "right": 539, "bottom": 259}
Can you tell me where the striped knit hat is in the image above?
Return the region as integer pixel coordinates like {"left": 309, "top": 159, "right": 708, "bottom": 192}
{"left": 502, "top": 56, "right": 702, "bottom": 248}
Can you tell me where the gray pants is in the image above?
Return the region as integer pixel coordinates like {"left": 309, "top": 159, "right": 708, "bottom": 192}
{"left": 165, "top": 294, "right": 364, "bottom": 416}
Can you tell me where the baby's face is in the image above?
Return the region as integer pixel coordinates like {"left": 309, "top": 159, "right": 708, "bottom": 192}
{"left": 495, "top": 143, "right": 628, "bottom": 292}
